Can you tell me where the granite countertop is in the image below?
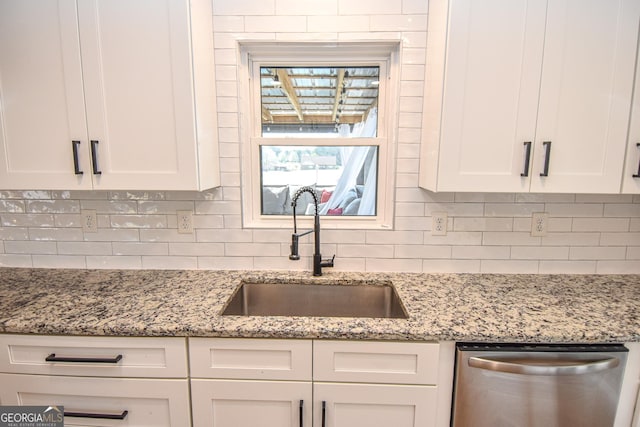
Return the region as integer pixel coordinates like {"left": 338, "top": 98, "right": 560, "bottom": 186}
{"left": 0, "top": 268, "right": 638, "bottom": 343}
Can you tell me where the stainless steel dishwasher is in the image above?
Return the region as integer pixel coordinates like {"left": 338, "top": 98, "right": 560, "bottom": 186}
{"left": 451, "top": 343, "right": 628, "bottom": 427}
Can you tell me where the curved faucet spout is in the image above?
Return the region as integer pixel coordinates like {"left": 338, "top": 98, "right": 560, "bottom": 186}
{"left": 289, "top": 186, "right": 334, "bottom": 276}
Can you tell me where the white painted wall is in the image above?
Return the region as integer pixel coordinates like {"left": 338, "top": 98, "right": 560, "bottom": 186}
{"left": 0, "top": 0, "right": 638, "bottom": 274}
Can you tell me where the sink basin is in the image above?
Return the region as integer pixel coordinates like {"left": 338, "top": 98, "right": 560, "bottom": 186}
{"left": 221, "top": 282, "right": 408, "bottom": 319}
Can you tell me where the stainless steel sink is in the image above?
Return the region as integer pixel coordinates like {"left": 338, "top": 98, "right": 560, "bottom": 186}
{"left": 221, "top": 282, "right": 408, "bottom": 319}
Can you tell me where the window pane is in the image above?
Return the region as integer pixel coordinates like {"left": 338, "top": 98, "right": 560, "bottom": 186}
{"left": 260, "top": 145, "right": 378, "bottom": 216}
{"left": 260, "top": 67, "right": 379, "bottom": 137}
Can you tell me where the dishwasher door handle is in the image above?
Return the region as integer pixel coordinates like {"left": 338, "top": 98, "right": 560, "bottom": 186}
{"left": 468, "top": 355, "right": 620, "bottom": 376}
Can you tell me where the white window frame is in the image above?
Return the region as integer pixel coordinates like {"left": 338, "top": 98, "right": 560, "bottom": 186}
{"left": 238, "top": 41, "right": 400, "bottom": 230}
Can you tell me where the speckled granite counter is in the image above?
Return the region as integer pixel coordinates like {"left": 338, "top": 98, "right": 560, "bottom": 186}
{"left": 0, "top": 268, "right": 638, "bottom": 343}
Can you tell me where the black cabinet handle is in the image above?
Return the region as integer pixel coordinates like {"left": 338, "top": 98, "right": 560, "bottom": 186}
{"left": 90, "top": 140, "right": 102, "bottom": 175}
{"left": 299, "top": 400, "right": 304, "bottom": 427}
{"left": 540, "top": 141, "right": 552, "bottom": 177}
{"left": 64, "top": 410, "right": 128, "bottom": 420}
{"left": 521, "top": 141, "right": 532, "bottom": 177}
{"left": 321, "top": 401, "right": 326, "bottom": 427}
{"left": 633, "top": 143, "right": 640, "bottom": 178}
{"left": 45, "top": 353, "right": 123, "bottom": 364}
{"left": 72, "top": 141, "right": 83, "bottom": 175}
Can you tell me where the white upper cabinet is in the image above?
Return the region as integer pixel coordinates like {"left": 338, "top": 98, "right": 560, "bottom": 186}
{"left": 420, "top": 0, "right": 640, "bottom": 193}
{"left": 622, "top": 44, "right": 640, "bottom": 194}
{"left": 0, "top": 0, "right": 219, "bottom": 191}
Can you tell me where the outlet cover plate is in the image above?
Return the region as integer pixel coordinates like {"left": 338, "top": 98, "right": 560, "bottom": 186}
{"left": 177, "top": 210, "right": 194, "bottom": 234}
{"left": 531, "top": 212, "right": 549, "bottom": 237}
{"left": 432, "top": 212, "right": 448, "bottom": 236}
{"left": 81, "top": 210, "right": 98, "bottom": 233}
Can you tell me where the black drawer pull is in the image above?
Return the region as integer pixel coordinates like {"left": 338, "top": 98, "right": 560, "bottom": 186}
{"left": 521, "top": 141, "right": 532, "bottom": 177}
{"left": 45, "top": 353, "right": 123, "bottom": 364}
{"left": 72, "top": 141, "right": 83, "bottom": 175}
{"left": 540, "top": 141, "right": 552, "bottom": 177}
{"left": 321, "top": 401, "right": 326, "bottom": 427}
{"left": 64, "top": 410, "right": 128, "bottom": 420}
{"left": 90, "top": 140, "right": 102, "bottom": 175}
{"left": 633, "top": 143, "right": 640, "bottom": 178}
{"left": 299, "top": 400, "right": 304, "bottom": 427}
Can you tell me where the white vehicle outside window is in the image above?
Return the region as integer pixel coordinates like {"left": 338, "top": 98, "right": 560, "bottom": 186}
{"left": 238, "top": 42, "right": 400, "bottom": 229}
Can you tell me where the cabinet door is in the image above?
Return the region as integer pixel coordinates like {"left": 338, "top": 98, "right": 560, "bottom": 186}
{"left": 0, "top": 0, "right": 92, "bottom": 189}
{"left": 434, "top": 0, "right": 547, "bottom": 192}
{"left": 531, "top": 0, "right": 640, "bottom": 193}
{"left": 622, "top": 45, "right": 640, "bottom": 194}
{"left": 76, "top": 0, "right": 202, "bottom": 190}
{"left": 314, "top": 382, "right": 437, "bottom": 427}
{"left": 191, "top": 379, "right": 312, "bottom": 427}
{"left": 0, "top": 373, "right": 191, "bottom": 427}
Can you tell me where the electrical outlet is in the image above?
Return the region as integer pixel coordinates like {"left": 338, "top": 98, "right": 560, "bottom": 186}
{"left": 81, "top": 210, "right": 98, "bottom": 233}
{"left": 432, "top": 212, "right": 448, "bottom": 236}
{"left": 531, "top": 212, "right": 549, "bottom": 237}
{"left": 177, "top": 210, "right": 194, "bottom": 234}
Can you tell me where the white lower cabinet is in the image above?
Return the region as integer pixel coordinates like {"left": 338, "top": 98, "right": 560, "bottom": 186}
{"left": 191, "top": 380, "right": 312, "bottom": 427}
{"left": 0, "top": 335, "right": 191, "bottom": 426}
{"left": 0, "top": 373, "right": 190, "bottom": 426}
{"left": 189, "top": 338, "right": 452, "bottom": 427}
{"left": 315, "top": 383, "right": 435, "bottom": 427}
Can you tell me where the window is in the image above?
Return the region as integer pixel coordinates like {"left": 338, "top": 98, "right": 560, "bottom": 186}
{"left": 239, "top": 42, "right": 399, "bottom": 229}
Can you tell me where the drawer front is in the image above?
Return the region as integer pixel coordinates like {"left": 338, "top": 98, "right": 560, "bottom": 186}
{"left": 0, "top": 335, "right": 188, "bottom": 378}
{"left": 189, "top": 338, "right": 312, "bottom": 380}
{"left": 313, "top": 341, "right": 440, "bottom": 385}
{"left": 0, "top": 373, "right": 190, "bottom": 426}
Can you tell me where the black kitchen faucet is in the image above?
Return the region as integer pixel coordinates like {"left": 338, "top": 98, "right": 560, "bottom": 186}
{"left": 289, "top": 186, "right": 335, "bottom": 276}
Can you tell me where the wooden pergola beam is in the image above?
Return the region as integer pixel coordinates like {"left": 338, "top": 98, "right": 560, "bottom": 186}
{"left": 332, "top": 68, "right": 346, "bottom": 122}
{"left": 276, "top": 69, "right": 303, "bottom": 121}
{"left": 261, "top": 105, "right": 273, "bottom": 122}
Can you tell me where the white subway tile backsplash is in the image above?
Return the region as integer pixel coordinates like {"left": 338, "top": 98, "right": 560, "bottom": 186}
{"left": 403, "top": 0, "right": 429, "bottom": 14}
{"left": 482, "top": 232, "right": 540, "bottom": 246}
{"left": 213, "top": 15, "right": 244, "bottom": 33}
{"left": 275, "top": 0, "right": 338, "bottom": 15}
{"left": 142, "top": 256, "right": 198, "bottom": 269}
{"left": 58, "top": 242, "right": 112, "bottom": 256}
{"left": 0, "top": 228, "right": 29, "bottom": 240}
{"left": 245, "top": 16, "right": 307, "bottom": 33}
{"left": 571, "top": 218, "right": 630, "bottom": 232}
{"left": 395, "top": 244, "right": 452, "bottom": 259}
{"left": 538, "top": 260, "right": 596, "bottom": 274}
{"left": 480, "top": 260, "right": 538, "bottom": 273}
{"left": 0, "top": 254, "right": 32, "bottom": 267}
{"left": 338, "top": 244, "right": 394, "bottom": 259}
{"left": 600, "top": 232, "right": 640, "bottom": 246}
{"left": 198, "top": 256, "right": 254, "bottom": 270}
{"left": 225, "top": 242, "right": 281, "bottom": 256}
{"left": 603, "top": 204, "right": 640, "bottom": 217}
{"left": 29, "top": 228, "right": 84, "bottom": 241}
{"left": 370, "top": 15, "right": 427, "bottom": 32}
{"left": 213, "top": 0, "right": 275, "bottom": 16}
{"left": 1, "top": 214, "right": 56, "bottom": 228}
{"left": 32, "top": 255, "right": 86, "bottom": 269}
{"left": 169, "top": 242, "right": 225, "bottom": 257}
{"left": 596, "top": 261, "right": 640, "bottom": 274}
{"left": 5, "top": 241, "right": 57, "bottom": 255}
{"left": 113, "top": 242, "right": 169, "bottom": 256}
{"left": 338, "top": 0, "right": 401, "bottom": 15}
{"left": 452, "top": 245, "right": 510, "bottom": 260}
{"left": 365, "top": 257, "right": 422, "bottom": 272}
{"left": 546, "top": 203, "right": 604, "bottom": 217}
{"left": 511, "top": 246, "right": 569, "bottom": 260}
{"left": 109, "top": 215, "right": 168, "bottom": 229}
{"left": 540, "top": 232, "right": 600, "bottom": 247}
{"left": 307, "top": 16, "right": 369, "bottom": 33}
{"left": 0, "top": 200, "right": 25, "bottom": 213}
{"left": 86, "top": 256, "right": 142, "bottom": 269}
{"left": 453, "top": 217, "right": 513, "bottom": 232}
{"left": 423, "top": 259, "right": 481, "bottom": 273}
{"left": 569, "top": 246, "right": 626, "bottom": 260}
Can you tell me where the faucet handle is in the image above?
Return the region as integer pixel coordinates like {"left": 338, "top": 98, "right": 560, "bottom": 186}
{"left": 289, "top": 234, "right": 300, "bottom": 260}
{"left": 320, "top": 254, "right": 335, "bottom": 268}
